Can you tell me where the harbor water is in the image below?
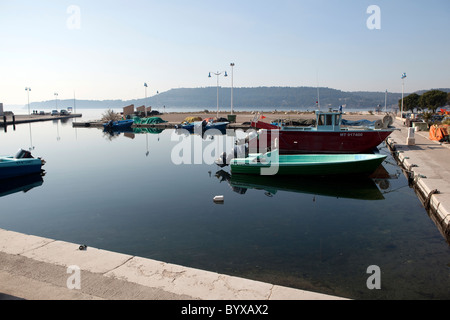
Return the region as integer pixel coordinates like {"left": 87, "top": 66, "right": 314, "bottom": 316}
{"left": 0, "top": 111, "right": 449, "bottom": 300}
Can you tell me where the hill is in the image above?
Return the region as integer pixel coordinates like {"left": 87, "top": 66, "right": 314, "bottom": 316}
{"left": 20, "top": 86, "right": 450, "bottom": 111}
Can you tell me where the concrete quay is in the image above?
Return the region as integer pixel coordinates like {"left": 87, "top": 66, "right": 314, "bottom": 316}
{"left": 1, "top": 113, "right": 82, "bottom": 127}
{"left": 386, "top": 118, "right": 450, "bottom": 241}
{"left": 0, "top": 228, "right": 347, "bottom": 300}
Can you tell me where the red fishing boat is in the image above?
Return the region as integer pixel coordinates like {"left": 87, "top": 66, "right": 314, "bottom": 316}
{"left": 249, "top": 110, "right": 394, "bottom": 154}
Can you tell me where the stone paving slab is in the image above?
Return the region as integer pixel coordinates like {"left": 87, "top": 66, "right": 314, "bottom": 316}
{"left": 387, "top": 118, "right": 450, "bottom": 238}
{"left": 0, "top": 229, "right": 347, "bottom": 300}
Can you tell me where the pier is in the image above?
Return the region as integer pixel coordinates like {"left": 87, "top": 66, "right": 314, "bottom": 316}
{"left": 0, "top": 228, "right": 346, "bottom": 300}
{"left": 386, "top": 117, "right": 450, "bottom": 242}
{"left": 1, "top": 113, "right": 82, "bottom": 127}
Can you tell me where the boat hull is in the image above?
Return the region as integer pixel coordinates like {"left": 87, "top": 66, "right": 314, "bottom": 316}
{"left": 176, "top": 121, "right": 229, "bottom": 132}
{"left": 103, "top": 120, "right": 134, "bottom": 130}
{"left": 230, "top": 153, "right": 387, "bottom": 176}
{"left": 251, "top": 124, "right": 393, "bottom": 154}
{"left": 0, "top": 157, "right": 43, "bottom": 179}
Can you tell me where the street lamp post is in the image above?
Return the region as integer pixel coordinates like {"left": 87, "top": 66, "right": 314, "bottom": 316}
{"left": 54, "top": 93, "right": 58, "bottom": 110}
{"left": 230, "top": 63, "right": 235, "bottom": 115}
{"left": 401, "top": 73, "right": 407, "bottom": 117}
{"left": 385, "top": 89, "right": 388, "bottom": 113}
{"left": 208, "top": 71, "right": 228, "bottom": 118}
{"left": 144, "top": 83, "right": 148, "bottom": 117}
{"left": 25, "top": 87, "right": 31, "bottom": 115}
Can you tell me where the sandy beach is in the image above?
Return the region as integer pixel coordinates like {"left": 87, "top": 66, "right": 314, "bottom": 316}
{"left": 153, "top": 110, "right": 386, "bottom": 125}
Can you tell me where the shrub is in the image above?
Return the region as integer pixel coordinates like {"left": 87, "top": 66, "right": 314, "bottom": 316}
{"left": 101, "top": 109, "right": 121, "bottom": 122}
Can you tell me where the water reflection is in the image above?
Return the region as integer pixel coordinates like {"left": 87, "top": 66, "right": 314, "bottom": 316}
{"left": 0, "top": 173, "right": 45, "bottom": 199}
{"left": 102, "top": 127, "right": 165, "bottom": 140}
{"left": 174, "top": 127, "right": 227, "bottom": 139}
{"left": 215, "top": 169, "right": 386, "bottom": 201}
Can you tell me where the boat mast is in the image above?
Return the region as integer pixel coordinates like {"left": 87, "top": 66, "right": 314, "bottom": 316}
{"left": 316, "top": 70, "right": 321, "bottom": 111}
{"left": 317, "top": 86, "right": 320, "bottom": 111}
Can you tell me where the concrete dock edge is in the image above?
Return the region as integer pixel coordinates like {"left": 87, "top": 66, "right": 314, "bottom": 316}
{"left": 386, "top": 118, "right": 450, "bottom": 242}
{"left": 0, "top": 228, "right": 347, "bottom": 300}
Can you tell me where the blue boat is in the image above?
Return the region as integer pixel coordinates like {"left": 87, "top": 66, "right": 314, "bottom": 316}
{"left": 0, "top": 149, "right": 45, "bottom": 180}
{"left": 103, "top": 119, "right": 134, "bottom": 131}
{"left": 175, "top": 120, "right": 229, "bottom": 132}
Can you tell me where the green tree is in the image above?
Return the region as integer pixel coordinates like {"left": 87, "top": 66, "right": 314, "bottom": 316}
{"left": 447, "top": 92, "right": 450, "bottom": 105}
{"left": 398, "top": 93, "right": 420, "bottom": 112}
{"left": 419, "top": 90, "right": 447, "bottom": 113}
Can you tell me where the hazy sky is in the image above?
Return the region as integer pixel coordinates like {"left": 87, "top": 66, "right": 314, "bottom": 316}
{"left": 1, "top": 0, "right": 449, "bottom": 105}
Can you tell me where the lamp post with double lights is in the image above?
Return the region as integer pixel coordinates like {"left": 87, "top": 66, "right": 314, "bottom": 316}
{"left": 54, "top": 93, "right": 59, "bottom": 110}
{"left": 230, "top": 63, "right": 235, "bottom": 115}
{"left": 401, "top": 73, "right": 407, "bottom": 118}
{"left": 144, "top": 83, "right": 148, "bottom": 117}
{"left": 208, "top": 71, "right": 228, "bottom": 118}
{"left": 25, "top": 87, "right": 31, "bottom": 115}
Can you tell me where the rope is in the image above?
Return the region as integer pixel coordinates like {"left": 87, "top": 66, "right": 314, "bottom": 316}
{"left": 424, "top": 189, "right": 439, "bottom": 211}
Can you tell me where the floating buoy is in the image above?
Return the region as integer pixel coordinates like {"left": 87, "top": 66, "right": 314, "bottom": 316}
{"left": 374, "top": 120, "right": 383, "bottom": 129}
{"left": 213, "top": 195, "right": 224, "bottom": 203}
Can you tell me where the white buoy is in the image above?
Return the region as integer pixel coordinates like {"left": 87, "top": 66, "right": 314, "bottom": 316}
{"left": 213, "top": 195, "right": 224, "bottom": 203}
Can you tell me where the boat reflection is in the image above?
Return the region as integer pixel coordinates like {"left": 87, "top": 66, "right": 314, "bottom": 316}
{"left": 103, "top": 127, "right": 165, "bottom": 139}
{"left": 215, "top": 169, "right": 385, "bottom": 200}
{"left": 174, "top": 127, "right": 227, "bottom": 140}
{"left": 0, "top": 172, "right": 44, "bottom": 199}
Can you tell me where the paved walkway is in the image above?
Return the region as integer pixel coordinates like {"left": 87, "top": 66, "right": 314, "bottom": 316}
{"left": 387, "top": 118, "right": 450, "bottom": 240}
{"left": 0, "top": 228, "right": 346, "bottom": 300}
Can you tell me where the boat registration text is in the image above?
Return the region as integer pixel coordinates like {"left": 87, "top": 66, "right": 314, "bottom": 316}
{"left": 340, "top": 133, "right": 364, "bottom": 137}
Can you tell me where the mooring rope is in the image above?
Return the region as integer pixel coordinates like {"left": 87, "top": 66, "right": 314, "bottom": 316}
{"left": 424, "top": 189, "right": 439, "bottom": 211}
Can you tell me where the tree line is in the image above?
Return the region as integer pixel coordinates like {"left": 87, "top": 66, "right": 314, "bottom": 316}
{"left": 398, "top": 90, "right": 450, "bottom": 113}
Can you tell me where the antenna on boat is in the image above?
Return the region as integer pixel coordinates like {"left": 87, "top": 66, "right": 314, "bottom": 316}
{"left": 316, "top": 69, "right": 321, "bottom": 111}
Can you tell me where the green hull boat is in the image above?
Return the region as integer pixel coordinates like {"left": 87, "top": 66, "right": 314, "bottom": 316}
{"left": 230, "top": 151, "right": 387, "bottom": 176}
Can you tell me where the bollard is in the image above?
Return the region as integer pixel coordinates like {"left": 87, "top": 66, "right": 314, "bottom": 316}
{"left": 406, "top": 127, "right": 415, "bottom": 145}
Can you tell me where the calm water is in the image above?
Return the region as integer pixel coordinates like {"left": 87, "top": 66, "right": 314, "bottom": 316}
{"left": 0, "top": 111, "right": 449, "bottom": 300}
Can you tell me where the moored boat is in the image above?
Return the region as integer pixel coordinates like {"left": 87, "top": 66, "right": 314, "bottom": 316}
{"left": 103, "top": 119, "right": 134, "bottom": 131}
{"left": 0, "top": 149, "right": 45, "bottom": 179}
{"left": 230, "top": 150, "right": 387, "bottom": 176}
{"left": 175, "top": 119, "right": 229, "bottom": 132}
{"left": 250, "top": 110, "right": 394, "bottom": 154}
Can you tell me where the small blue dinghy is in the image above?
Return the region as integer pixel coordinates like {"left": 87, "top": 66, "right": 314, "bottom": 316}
{"left": 0, "top": 149, "right": 45, "bottom": 180}
{"left": 103, "top": 119, "right": 134, "bottom": 131}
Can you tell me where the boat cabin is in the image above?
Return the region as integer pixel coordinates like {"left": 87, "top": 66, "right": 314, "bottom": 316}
{"left": 315, "top": 110, "right": 342, "bottom": 131}
{"left": 281, "top": 110, "right": 343, "bottom": 132}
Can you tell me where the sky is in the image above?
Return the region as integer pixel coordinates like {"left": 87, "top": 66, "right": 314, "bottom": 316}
{"left": 1, "top": 0, "right": 449, "bottom": 105}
